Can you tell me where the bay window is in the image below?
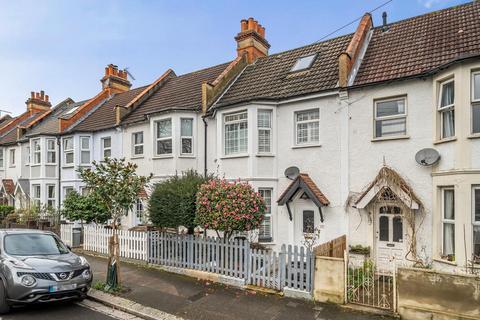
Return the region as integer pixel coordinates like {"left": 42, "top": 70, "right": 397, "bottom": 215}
{"left": 258, "top": 110, "right": 272, "bottom": 153}
{"left": 63, "top": 137, "right": 73, "bottom": 165}
{"left": 132, "top": 132, "right": 144, "bottom": 156}
{"left": 442, "top": 188, "right": 455, "bottom": 260}
{"left": 156, "top": 119, "right": 172, "bottom": 155}
{"left": 224, "top": 111, "right": 248, "bottom": 155}
{"left": 47, "top": 184, "right": 55, "bottom": 208}
{"left": 258, "top": 188, "right": 272, "bottom": 241}
{"left": 374, "top": 97, "right": 407, "bottom": 138}
{"left": 180, "top": 118, "right": 193, "bottom": 155}
{"left": 438, "top": 79, "right": 455, "bottom": 139}
{"left": 473, "top": 187, "right": 480, "bottom": 263}
{"left": 101, "top": 137, "right": 112, "bottom": 159}
{"left": 472, "top": 71, "right": 480, "bottom": 134}
{"left": 46, "top": 139, "right": 56, "bottom": 164}
{"left": 32, "top": 184, "right": 41, "bottom": 207}
{"left": 295, "top": 109, "right": 319, "bottom": 145}
{"left": 33, "top": 139, "right": 41, "bottom": 164}
{"left": 80, "top": 136, "right": 91, "bottom": 164}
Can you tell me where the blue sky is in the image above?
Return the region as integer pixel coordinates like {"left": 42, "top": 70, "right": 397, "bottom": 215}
{"left": 0, "top": 0, "right": 470, "bottom": 116}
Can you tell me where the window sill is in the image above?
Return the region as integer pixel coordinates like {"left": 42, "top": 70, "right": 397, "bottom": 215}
{"left": 62, "top": 165, "right": 74, "bottom": 168}
{"left": 179, "top": 155, "right": 196, "bottom": 159}
{"left": 433, "top": 258, "right": 457, "bottom": 266}
{"left": 9, "top": 165, "right": 16, "bottom": 168}
{"left": 467, "top": 133, "right": 480, "bottom": 139}
{"left": 371, "top": 135, "right": 410, "bottom": 142}
{"left": 291, "top": 144, "right": 321, "bottom": 149}
{"left": 45, "top": 163, "right": 57, "bottom": 166}
{"left": 259, "top": 238, "right": 273, "bottom": 244}
{"left": 434, "top": 136, "right": 457, "bottom": 145}
{"left": 30, "top": 164, "right": 41, "bottom": 167}
{"left": 131, "top": 155, "right": 144, "bottom": 159}
{"left": 152, "top": 155, "right": 174, "bottom": 160}
{"left": 256, "top": 153, "right": 275, "bottom": 158}
{"left": 220, "top": 154, "right": 249, "bottom": 160}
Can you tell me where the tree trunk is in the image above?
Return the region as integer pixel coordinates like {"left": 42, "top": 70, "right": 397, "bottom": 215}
{"left": 106, "top": 220, "right": 121, "bottom": 288}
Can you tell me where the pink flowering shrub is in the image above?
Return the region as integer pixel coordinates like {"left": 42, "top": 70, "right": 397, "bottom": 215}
{"left": 195, "top": 179, "right": 266, "bottom": 239}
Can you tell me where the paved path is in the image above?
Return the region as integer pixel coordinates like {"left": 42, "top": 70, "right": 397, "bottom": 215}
{"left": 85, "top": 254, "right": 394, "bottom": 320}
{"left": 2, "top": 300, "right": 141, "bottom": 320}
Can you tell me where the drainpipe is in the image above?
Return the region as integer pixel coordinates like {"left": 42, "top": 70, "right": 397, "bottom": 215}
{"left": 56, "top": 136, "right": 61, "bottom": 218}
{"left": 202, "top": 117, "right": 208, "bottom": 178}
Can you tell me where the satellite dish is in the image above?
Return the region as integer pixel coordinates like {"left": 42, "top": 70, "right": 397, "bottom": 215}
{"left": 415, "top": 148, "right": 440, "bottom": 166}
{"left": 284, "top": 166, "right": 300, "bottom": 180}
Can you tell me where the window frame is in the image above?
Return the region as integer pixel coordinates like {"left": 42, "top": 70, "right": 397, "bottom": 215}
{"left": 46, "top": 184, "right": 55, "bottom": 209}
{"left": 25, "top": 146, "right": 30, "bottom": 166}
{"left": 79, "top": 136, "right": 91, "bottom": 165}
{"left": 32, "top": 139, "right": 41, "bottom": 165}
{"left": 46, "top": 138, "right": 56, "bottom": 165}
{"left": 101, "top": 137, "right": 112, "bottom": 159}
{"left": 472, "top": 186, "right": 480, "bottom": 263}
{"left": 294, "top": 108, "right": 320, "bottom": 146}
{"left": 471, "top": 71, "right": 480, "bottom": 134}
{"left": 373, "top": 97, "right": 408, "bottom": 139}
{"left": 63, "top": 137, "right": 74, "bottom": 166}
{"left": 257, "top": 109, "right": 272, "bottom": 154}
{"left": 472, "top": 70, "right": 480, "bottom": 103}
{"left": 441, "top": 187, "right": 455, "bottom": 258}
{"left": 223, "top": 111, "right": 248, "bottom": 156}
{"left": 258, "top": 188, "right": 273, "bottom": 242}
{"left": 32, "top": 184, "right": 41, "bottom": 207}
{"left": 0, "top": 148, "right": 3, "bottom": 169}
{"left": 180, "top": 118, "right": 194, "bottom": 156}
{"left": 438, "top": 78, "right": 455, "bottom": 139}
{"left": 155, "top": 118, "right": 173, "bottom": 156}
{"left": 132, "top": 132, "right": 144, "bottom": 157}
{"left": 8, "top": 149, "right": 15, "bottom": 167}
{"left": 290, "top": 54, "right": 317, "bottom": 72}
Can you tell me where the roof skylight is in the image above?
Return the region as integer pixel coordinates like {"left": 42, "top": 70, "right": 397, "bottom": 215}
{"left": 290, "top": 54, "right": 317, "bottom": 72}
{"left": 65, "top": 106, "right": 79, "bottom": 115}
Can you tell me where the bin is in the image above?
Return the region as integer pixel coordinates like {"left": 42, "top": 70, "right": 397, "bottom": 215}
{"left": 72, "top": 227, "right": 82, "bottom": 247}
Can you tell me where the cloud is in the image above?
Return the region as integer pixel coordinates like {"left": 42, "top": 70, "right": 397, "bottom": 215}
{"left": 417, "top": 0, "right": 451, "bottom": 9}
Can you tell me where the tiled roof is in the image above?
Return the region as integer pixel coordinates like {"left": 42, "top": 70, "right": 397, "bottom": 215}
{"left": 278, "top": 173, "right": 330, "bottom": 206}
{"left": 122, "top": 63, "right": 231, "bottom": 125}
{"left": 215, "top": 35, "right": 351, "bottom": 107}
{"left": 1, "top": 179, "right": 15, "bottom": 195}
{"left": 25, "top": 99, "right": 80, "bottom": 136}
{"left": 0, "top": 112, "right": 44, "bottom": 145}
{"left": 354, "top": 2, "right": 480, "bottom": 86}
{"left": 71, "top": 86, "right": 148, "bottom": 132}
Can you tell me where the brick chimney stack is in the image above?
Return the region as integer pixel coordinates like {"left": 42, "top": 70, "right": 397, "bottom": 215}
{"left": 235, "top": 17, "right": 270, "bottom": 63}
{"left": 26, "top": 90, "right": 51, "bottom": 113}
{"left": 100, "top": 64, "right": 132, "bottom": 94}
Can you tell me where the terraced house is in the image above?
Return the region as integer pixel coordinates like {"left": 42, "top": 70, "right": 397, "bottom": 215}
{"left": 0, "top": 1, "right": 479, "bottom": 272}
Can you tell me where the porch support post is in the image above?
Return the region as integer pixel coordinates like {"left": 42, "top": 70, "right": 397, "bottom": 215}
{"left": 286, "top": 201, "right": 293, "bottom": 221}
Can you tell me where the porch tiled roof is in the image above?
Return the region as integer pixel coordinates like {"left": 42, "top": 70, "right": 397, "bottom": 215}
{"left": 2, "top": 179, "right": 15, "bottom": 195}
{"left": 278, "top": 173, "right": 330, "bottom": 206}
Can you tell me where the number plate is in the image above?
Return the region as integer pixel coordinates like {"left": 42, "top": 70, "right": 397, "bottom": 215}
{"left": 49, "top": 283, "right": 77, "bottom": 293}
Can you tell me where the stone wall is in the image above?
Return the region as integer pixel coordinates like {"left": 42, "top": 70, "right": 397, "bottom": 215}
{"left": 313, "top": 256, "right": 345, "bottom": 304}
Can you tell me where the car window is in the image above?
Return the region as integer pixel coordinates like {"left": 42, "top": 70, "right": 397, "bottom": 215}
{"left": 4, "top": 234, "right": 69, "bottom": 255}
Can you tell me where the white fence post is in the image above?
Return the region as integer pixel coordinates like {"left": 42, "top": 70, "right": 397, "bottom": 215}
{"left": 60, "top": 224, "right": 73, "bottom": 247}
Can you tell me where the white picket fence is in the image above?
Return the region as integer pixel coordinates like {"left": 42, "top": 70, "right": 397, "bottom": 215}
{"left": 82, "top": 225, "right": 148, "bottom": 261}
{"left": 60, "top": 224, "right": 74, "bottom": 246}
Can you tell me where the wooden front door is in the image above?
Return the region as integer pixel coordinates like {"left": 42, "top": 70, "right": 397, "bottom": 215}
{"left": 375, "top": 206, "right": 404, "bottom": 272}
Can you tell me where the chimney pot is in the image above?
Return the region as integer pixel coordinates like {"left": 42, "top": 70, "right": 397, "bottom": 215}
{"left": 40, "top": 90, "right": 45, "bottom": 99}
{"left": 382, "top": 11, "right": 389, "bottom": 31}
{"left": 247, "top": 17, "right": 255, "bottom": 30}
{"left": 241, "top": 19, "right": 248, "bottom": 32}
{"left": 45, "top": 95, "right": 49, "bottom": 102}
{"left": 31, "top": 92, "right": 35, "bottom": 99}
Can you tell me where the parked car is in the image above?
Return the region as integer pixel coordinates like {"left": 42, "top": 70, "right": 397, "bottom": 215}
{"left": 0, "top": 229, "right": 92, "bottom": 313}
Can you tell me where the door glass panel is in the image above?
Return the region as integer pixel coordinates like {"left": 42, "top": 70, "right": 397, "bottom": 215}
{"left": 379, "top": 216, "right": 389, "bottom": 241}
{"left": 393, "top": 217, "right": 403, "bottom": 242}
{"left": 303, "top": 210, "right": 315, "bottom": 233}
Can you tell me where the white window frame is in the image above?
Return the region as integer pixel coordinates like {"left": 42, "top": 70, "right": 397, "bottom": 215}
{"left": 32, "top": 139, "right": 41, "bottom": 165}
{"left": 374, "top": 97, "right": 407, "bottom": 138}
{"left": 25, "top": 146, "right": 30, "bottom": 165}
{"left": 223, "top": 111, "right": 248, "bottom": 156}
{"left": 0, "top": 148, "right": 3, "bottom": 169}
{"left": 132, "top": 132, "right": 144, "bottom": 157}
{"left": 258, "top": 188, "right": 273, "bottom": 242}
{"left": 46, "top": 138, "right": 56, "bottom": 165}
{"left": 295, "top": 108, "right": 320, "bottom": 145}
{"left": 180, "top": 118, "right": 194, "bottom": 156}
{"left": 32, "top": 184, "right": 41, "bottom": 207}
{"left": 63, "top": 137, "right": 74, "bottom": 166}
{"left": 155, "top": 118, "right": 173, "bottom": 156}
{"left": 9, "top": 149, "right": 15, "bottom": 167}
{"left": 472, "top": 186, "right": 480, "bottom": 263}
{"left": 438, "top": 78, "right": 455, "bottom": 139}
{"left": 472, "top": 70, "right": 480, "bottom": 103}
{"left": 290, "top": 54, "right": 317, "bottom": 72}
{"left": 257, "top": 110, "right": 272, "bottom": 154}
{"left": 46, "top": 184, "right": 55, "bottom": 208}
{"left": 80, "top": 136, "right": 91, "bottom": 165}
{"left": 471, "top": 71, "right": 480, "bottom": 134}
{"left": 441, "top": 187, "right": 455, "bottom": 258}
{"left": 101, "top": 137, "right": 112, "bottom": 159}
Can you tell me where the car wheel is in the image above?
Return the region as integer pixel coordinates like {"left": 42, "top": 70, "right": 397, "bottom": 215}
{"left": 0, "top": 281, "right": 10, "bottom": 314}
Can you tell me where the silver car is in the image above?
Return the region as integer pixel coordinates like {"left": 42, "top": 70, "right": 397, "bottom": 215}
{"left": 0, "top": 229, "right": 92, "bottom": 313}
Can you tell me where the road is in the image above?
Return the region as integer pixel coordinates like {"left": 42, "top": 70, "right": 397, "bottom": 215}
{"left": 1, "top": 300, "right": 143, "bottom": 320}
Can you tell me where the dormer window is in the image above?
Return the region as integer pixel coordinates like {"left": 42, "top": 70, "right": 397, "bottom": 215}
{"left": 290, "top": 54, "right": 317, "bottom": 72}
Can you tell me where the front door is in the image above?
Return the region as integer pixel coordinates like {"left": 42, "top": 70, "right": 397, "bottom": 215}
{"left": 375, "top": 206, "right": 404, "bottom": 272}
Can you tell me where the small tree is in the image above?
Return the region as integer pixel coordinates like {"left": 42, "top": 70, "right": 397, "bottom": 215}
{"left": 149, "top": 170, "right": 210, "bottom": 231}
{"left": 62, "top": 191, "right": 110, "bottom": 225}
{"left": 195, "top": 179, "right": 265, "bottom": 240}
{"left": 78, "top": 158, "right": 151, "bottom": 288}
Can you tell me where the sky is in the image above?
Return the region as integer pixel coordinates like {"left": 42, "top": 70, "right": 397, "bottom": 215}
{"left": 0, "top": 0, "right": 471, "bottom": 117}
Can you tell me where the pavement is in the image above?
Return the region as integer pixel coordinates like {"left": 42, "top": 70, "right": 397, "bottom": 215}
{"left": 84, "top": 254, "right": 394, "bottom": 320}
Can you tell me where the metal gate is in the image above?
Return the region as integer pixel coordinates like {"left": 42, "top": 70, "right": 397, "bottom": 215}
{"left": 346, "top": 257, "right": 396, "bottom": 311}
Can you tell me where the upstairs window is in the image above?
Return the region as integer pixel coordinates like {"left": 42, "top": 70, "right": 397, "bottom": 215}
{"left": 25, "top": 146, "right": 30, "bottom": 165}
{"left": 33, "top": 139, "right": 41, "bottom": 164}
{"left": 258, "top": 110, "right": 272, "bottom": 153}
{"left": 0, "top": 149, "right": 3, "bottom": 168}
{"left": 63, "top": 138, "right": 73, "bottom": 165}
{"left": 180, "top": 118, "right": 193, "bottom": 155}
{"left": 291, "top": 54, "right": 317, "bottom": 72}
{"left": 132, "top": 132, "right": 144, "bottom": 156}
{"left": 46, "top": 139, "right": 56, "bottom": 164}
{"left": 438, "top": 79, "right": 455, "bottom": 139}
{"left": 101, "top": 137, "right": 112, "bottom": 159}
{"left": 295, "top": 109, "right": 319, "bottom": 145}
{"left": 374, "top": 97, "right": 407, "bottom": 138}
{"left": 9, "top": 149, "right": 15, "bottom": 167}
{"left": 156, "top": 119, "right": 172, "bottom": 155}
{"left": 224, "top": 112, "right": 248, "bottom": 155}
{"left": 80, "top": 136, "right": 91, "bottom": 165}
{"left": 472, "top": 71, "right": 480, "bottom": 134}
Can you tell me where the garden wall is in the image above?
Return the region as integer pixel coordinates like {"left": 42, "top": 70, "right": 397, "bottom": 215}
{"left": 313, "top": 256, "right": 345, "bottom": 304}
{"left": 397, "top": 267, "right": 480, "bottom": 320}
